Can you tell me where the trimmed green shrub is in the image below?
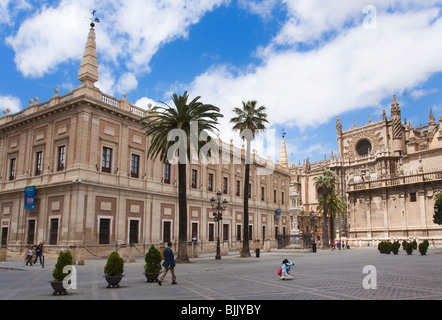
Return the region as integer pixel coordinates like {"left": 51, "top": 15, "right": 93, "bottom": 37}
{"left": 378, "top": 241, "right": 392, "bottom": 254}
{"left": 144, "top": 244, "right": 162, "bottom": 274}
{"left": 52, "top": 250, "right": 73, "bottom": 281}
{"left": 104, "top": 251, "right": 124, "bottom": 276}
{"left": 402, "top": 241, "right": 413, "bottom": 255}
{"left": 419, "top": 240, "right": 430, "bottom": 256}
{"left": 412, "top": 240, "right": 417, "bottom": 250}
{"left": 392, "top": 241, "right": 400, "bottom": 255}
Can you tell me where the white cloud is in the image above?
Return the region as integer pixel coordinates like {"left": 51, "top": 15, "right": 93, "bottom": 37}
{"left": 134, "top": 96, "right": 157, "bottom": 110}
{"left": 115, "top": 72, "right": 138, "bottom": 94}
{"left": 410, "top": 88, "right": 439, "bottom": 100}
{"left": 0, "top": 95, "right": 21, "bottom": 114}
{"left": 5, "top": 0, "right": 228, "bottom": 96}
{"left": 187, "top": 2, "right": 442, "bottom": 132}
{"left": 237, "top": 0, "right": 279, "bottom": 19}
{"left": 0, "top": 0, "right": 31, "bottom": 25}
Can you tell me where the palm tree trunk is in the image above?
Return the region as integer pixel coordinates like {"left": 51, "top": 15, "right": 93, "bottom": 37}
{"left": 241, "top": 139, "right": 251, "bottom": 257}
{"left": 322, "top": 195, "right": 329, "bottom": 248}
{"left": 176, "top": 162, "right": 189, "bottom": 263}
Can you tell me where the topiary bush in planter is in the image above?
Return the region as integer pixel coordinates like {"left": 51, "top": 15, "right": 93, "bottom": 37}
{"left": 391, "top": 241, "right": 400, "bottom": 255}
{"left": 144, "top": 244, "right": 162, "bottom": 282}
{"left": 412, "top": 240, "right": 417, "bottom": 250}
{"left": 419, "top": 240, "right": 430, "bottom": 256}
{"left": 402, "top": 241, "right": 413, "bottom": 255}
{"left": 51, "top": 250, "right": 73, "bottom": 295}
{"left": 104, "top": 251, "right": 124, "bottom": 288}
{"left": 378, "top": 241, "right": 392, "bottom": 254}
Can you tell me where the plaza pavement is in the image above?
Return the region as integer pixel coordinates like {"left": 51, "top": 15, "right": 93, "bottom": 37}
{"left": 1, "top": 246, "right": 442, "bottom": 302}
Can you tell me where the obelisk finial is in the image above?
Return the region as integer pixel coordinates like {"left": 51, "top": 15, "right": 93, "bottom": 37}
{"left": 78, "top": 10, "right": 100, "bottom": 87}
{"left": 89, "top": 9, "right": 100, "bottom": 28}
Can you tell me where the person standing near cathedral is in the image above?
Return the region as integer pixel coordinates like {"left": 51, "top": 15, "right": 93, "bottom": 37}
{"left": 158, "top": 242, "right": 177, "bottom": 286}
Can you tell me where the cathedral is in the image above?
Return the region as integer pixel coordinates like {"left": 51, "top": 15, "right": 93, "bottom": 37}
{"left": 287, "top": 96, "right": 442, "bottom": 246}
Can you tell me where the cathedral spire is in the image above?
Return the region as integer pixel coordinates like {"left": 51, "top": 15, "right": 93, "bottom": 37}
{"left": 429, "top": 108, "right": 436, "bottom": 125}
{"left": 78, "top": 12, "right": 100, "bottom": 87}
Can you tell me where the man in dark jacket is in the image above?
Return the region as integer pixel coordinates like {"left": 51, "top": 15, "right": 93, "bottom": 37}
{"left": 158, "top": 242, "right": 177, "bottom": 286}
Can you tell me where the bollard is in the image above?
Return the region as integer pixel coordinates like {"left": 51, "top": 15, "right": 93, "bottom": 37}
{"left": 0, "top": 248, "right": 6, "bottom": 262}
{"left": 256, "top": 248, "right": 260, "bottom": 258}
{"left": 129, "top": 244, "right": 136, "bottom": 262}
{"left": 77, "top": 248, "right": 85, "bottom": 265}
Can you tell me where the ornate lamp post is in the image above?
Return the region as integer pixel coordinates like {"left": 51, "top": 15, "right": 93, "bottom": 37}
{"left": 211, "top": 191, "right": 227, "bottom": 260}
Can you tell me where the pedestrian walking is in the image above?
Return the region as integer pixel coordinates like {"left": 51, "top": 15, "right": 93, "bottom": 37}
{"left": 431, "top": 239, "right": 436, "bottom": 248}
{"left": 25, "top": 246, "right": 33, "bottom": 266}
{"left": 34, "top": 243, "right": 43, "bottom": 265}
{"left": 279, "top": 259, "right": 294, "bottom": 280}
{"left": 158, "top": 242, "right": 177, "bottom": 286}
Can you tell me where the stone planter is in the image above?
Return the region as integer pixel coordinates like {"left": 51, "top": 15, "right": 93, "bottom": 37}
{"left": 50, "top": 280, "right": 68, "bottom": 295}
{"left": 144, "top": 273, "right": 160, "bottom": 283}
{"left": 104, "top": 275, "right": 123, "bottom": 288}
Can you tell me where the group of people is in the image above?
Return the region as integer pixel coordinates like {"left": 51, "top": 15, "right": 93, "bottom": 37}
{"left": 25, "top": 243, "right": 43, "bottom": 266}
{"left": 329, "top": 240, "right": 350, "bottom": 250}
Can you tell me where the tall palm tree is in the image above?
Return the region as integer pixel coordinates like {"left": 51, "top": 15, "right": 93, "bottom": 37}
{"left": 230, "top": 100, "right": 268, "bottom": 257}
{"left": 313, "top": 169, "right": 337, "bottom": 248}
{"left": 317, "top": 189, "right": 347, "bottom": 242}
{"left": 141, "top": 91, "right": 223, "bottom": 263}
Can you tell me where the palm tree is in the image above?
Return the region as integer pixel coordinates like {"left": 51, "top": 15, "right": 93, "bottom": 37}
{"left": 317, "top": 189, "right": 347, "bottom": 242}
{"left": 230, "top": 100, "right": 268, "bottom": 257}
{"left": 141, "top": 91, "right": 223, "bottom": 263}
{"left": 313, "top": 169, "right": 337, "bottom": 248}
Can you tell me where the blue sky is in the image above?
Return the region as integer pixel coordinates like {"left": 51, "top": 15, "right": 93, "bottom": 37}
{"left": 1, "top": 0, "right": 442, "bottom": 165}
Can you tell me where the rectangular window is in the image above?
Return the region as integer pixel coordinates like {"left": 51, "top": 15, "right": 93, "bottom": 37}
{"left": 248, "top": 225, "right": 253, "bottom": 241}
{"left": 35, "top": 151, "right": 43, "bottom": 176}
{"left": 223, "top": 224, "right": 229, "bottom": 241}
{"left": 1, "top": 227, "right": 7, "bottom": 248}
{"left": 208, "top": 173, "right": 214, "bottom": 192}
{"left": 262, "top": 226, "right": 266, "bottom": 240}
{"left": 192, "top": 222, "right": 198, "bottom": 240}
{"left": 49, "top": 218, "right": 59, "bottom": 245}
{"left": 131, "top": 154, "right": 140, "bottom": 178}
{"left": 27, "top": 220, "right": 35, "bottom": 245}
{"left": 281, "top": 191, "right": 285, "bottom": 204}
{"left": 410, "top": 192, "right": 417, "bottom": 202}
{"left": 9, "top": 158, "right": 16, "bottom": 181}
{"left": 223, "top": 177, "right": 228, "bottom": 194}
{"left": 129, "top": 220, "right": 139, "bottom": 244}
{"left": 261, "top": 186, "right": 265, "bottom": 201}
{"left": 191, "top": 169, "right": 198, "bottom": 189}
{"left": 274, "top": 190, "right": 277, "bottom": 203}
{"left": 163, "top": 163, "right": 171, "bottom": 184}
{"left": 236, "top": 180, "right": 240, "bottom": 197}
{"left": 101, "top": 147, "right": 112, "bottom": 173}
{"left": 57, "top": 146, "right": 65, "bottom": 171}
{"left": 163, "top": 221, "right": 171, "bottom": 243}
{"left": 208, "top": 223, "right": 214, "bottom": 242}
{"left": 236, "top": 225, "right": 242, "bottom": 241}
{"left": 99, "top": 218, "right": 111, "bottom": 244}
{"left": 248, "top": 183, "right": 252, "bottom": 199}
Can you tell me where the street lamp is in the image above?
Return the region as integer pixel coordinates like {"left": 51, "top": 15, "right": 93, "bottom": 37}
{"left": 211, "top": 191, "right": 227, "bottom": 260}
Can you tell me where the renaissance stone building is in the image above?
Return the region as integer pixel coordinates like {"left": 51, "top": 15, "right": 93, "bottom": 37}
{"left": 288, "top": 96, "right": 442, "bottom": 246}
{"left": 0, "top": 26, "right": 291, "bottom": 258}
